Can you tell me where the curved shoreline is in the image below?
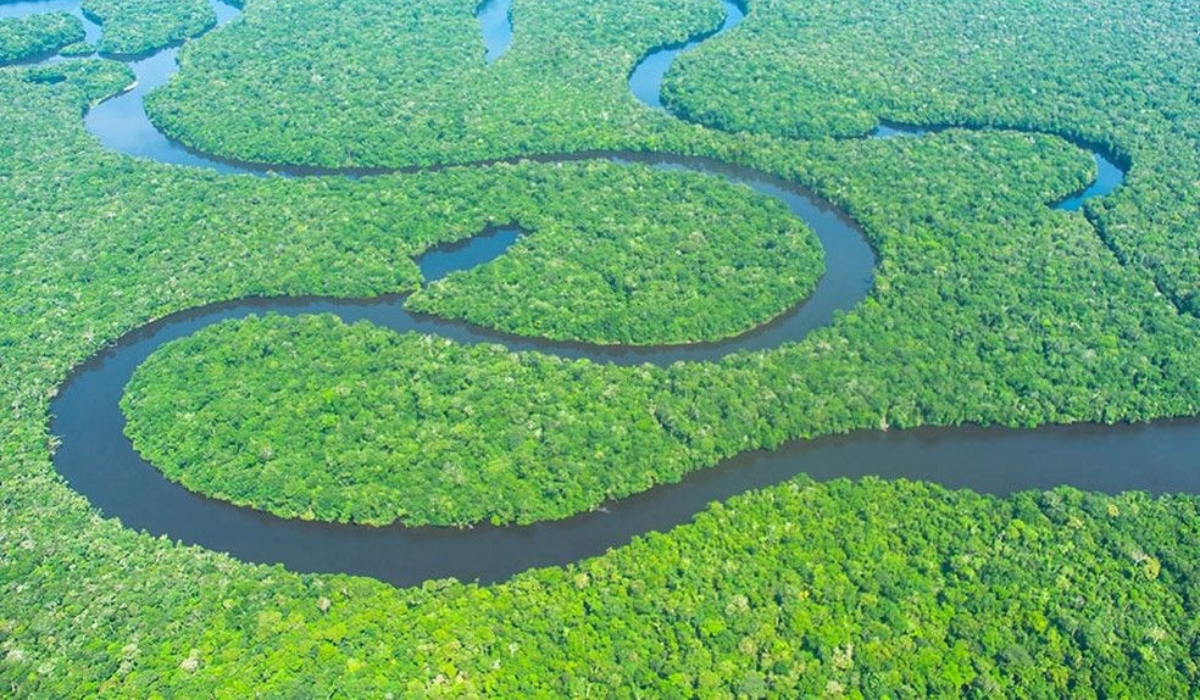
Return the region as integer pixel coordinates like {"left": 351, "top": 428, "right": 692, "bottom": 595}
{"left": 9, "top": 0, "right": 1194, "bottom": 587}
{"left": 628, "top": 0, "right": 745, "bottom": 109}
{"left": 49, "top": 295, "right": 1200, "bottom": 584}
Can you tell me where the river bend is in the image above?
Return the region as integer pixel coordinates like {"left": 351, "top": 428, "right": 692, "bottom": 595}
{"left": 3, "top": 0, "right": 1191, "bottom": 586}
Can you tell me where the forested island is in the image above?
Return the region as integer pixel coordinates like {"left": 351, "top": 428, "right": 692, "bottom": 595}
{"left": 0, "top": 0, "right": 1196, "bottom": 695}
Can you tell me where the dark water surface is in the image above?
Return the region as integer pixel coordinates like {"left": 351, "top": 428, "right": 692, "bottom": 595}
{"left": 9, "top": 0, "right": 1193, "bottom": 587}
{"left": 51, "top": 316, "right": 1200, "bottom": 585}
{"left": 48, "top": 242, "right": 1200, "bottom": 585}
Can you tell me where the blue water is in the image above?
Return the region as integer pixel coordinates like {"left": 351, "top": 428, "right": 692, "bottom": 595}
{"left": 418, "top": 226, "right": 521, "bottom": 283}
{"left": 628, "top": 0, "right": 745, "bottom": 109}
{"left": 0, "top": 0, "right": 101, "bottom": 44}
{"left": 1056, "top": 152, "right": 1125, "bottom": 211}
{"left": 475, "top": 0, "right": 512, "bottom": 64}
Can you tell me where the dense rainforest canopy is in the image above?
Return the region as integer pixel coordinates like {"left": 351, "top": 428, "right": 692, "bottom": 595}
{"left": 144, "top": 0, "right": 724, "bottom": 166}
{"left": 403, "top": 164, "right": 825, "bottom": 345}
{"left": 661, "top": 0, "right": 1200, "bottom": 317}
{"left": 0, "top": 12, "right": 83, "bottom": 64}
{"left": 111, "top": 117, "right": 1194, "bottom": 527}
{"left": 147, "top": 0, "right": 1199, "bottom": 317}
{"left": 0, "top": 0, "right": 1196, "bottom": 694}
{"left": 83, "top": 0, "right": 217, "bottom": 56}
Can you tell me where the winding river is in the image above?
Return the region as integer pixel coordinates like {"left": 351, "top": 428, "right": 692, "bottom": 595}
{"left": 2, "top": 0, "right": 1193, "bottom": 585}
